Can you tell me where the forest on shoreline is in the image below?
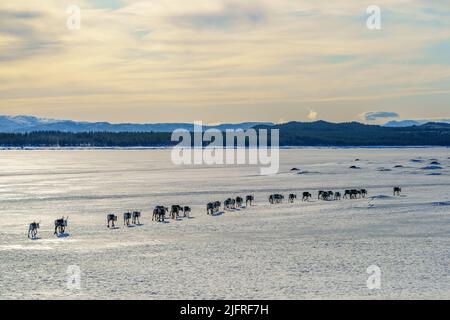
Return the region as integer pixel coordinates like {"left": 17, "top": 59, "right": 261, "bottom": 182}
{"left": 0, "top": 121, "right": 449, "bottom": 147}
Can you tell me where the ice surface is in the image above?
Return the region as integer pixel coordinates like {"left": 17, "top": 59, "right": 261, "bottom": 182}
{"left": 0, "top": 148, "right": 449, "bottom": 299}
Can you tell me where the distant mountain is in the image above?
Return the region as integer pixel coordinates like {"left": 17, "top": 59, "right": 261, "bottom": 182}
{"left": 0, "top": 115, "right": 273, "bottom": 133}
{"left": 420, "top": 122, "right": 450, "bottom": 129}
{"left": 384, "top": 119, "right": 450, "bottom": 127}
{"left": 0, "top": 115, "right": 59, "bottom": 132}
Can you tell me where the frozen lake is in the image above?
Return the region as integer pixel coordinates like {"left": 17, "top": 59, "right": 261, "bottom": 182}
{"left": 0, "top": 148, "right": 449, "bottom": 299}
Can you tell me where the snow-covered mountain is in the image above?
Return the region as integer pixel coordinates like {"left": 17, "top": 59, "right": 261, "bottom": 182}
{"left": 384, "top": 119, "right": 450, "bottom": 127}
{"left": 0, "top": 115, "right": 274, "bottom": 133}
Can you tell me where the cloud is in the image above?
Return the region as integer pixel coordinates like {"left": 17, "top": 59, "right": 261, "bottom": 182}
{"left": 362, "top": 111, "right": 400, "bottom": 121}
{"left": 307, "top": 110, "right": 318, "bottom": 121}
{"left": 0, "top": 7, "right": 61, "bottom": 61}
{"left": 170, "top": 1, "right": 267, "bottom": 30}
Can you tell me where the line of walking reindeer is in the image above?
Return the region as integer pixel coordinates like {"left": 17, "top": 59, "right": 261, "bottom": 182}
{"left": 27, "top": 187, "right": 403, "bottom": 239}
{"left": 28, "top": 216, "right": 68, "bottom": 239}
{"left": 105, "top": 206, "right": 192, "bottom": 225}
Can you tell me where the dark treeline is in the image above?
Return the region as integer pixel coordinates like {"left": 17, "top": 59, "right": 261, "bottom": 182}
{"left": 0, "top": 131, "right": 175, "bottom": 147}
{"left": 256, "top": 121, "right": 450, "bottom": 146}
{"left": 0, "top": 121, "right": 449, "bottom": 147}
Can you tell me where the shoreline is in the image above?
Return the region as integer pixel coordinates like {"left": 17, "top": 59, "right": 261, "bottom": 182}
{"left": 0, "top": 146, "right": 449, "bottom": 151}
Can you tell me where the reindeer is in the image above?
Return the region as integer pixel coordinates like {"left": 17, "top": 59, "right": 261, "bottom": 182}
{"left": 28, "top": 221, "right": 40, "bottom": 239}
{"left": 318, "top": 191, "right": 325, "bottom": 200}
{"left": 153, "top": 206, "right": 167, "bottom": 222}
{"left": 107, "top": 214, "right": 117, "bottom": 228}
{"left": 343, "top": 190, "right": 351, "bottom": 199}
{"left": 207, "top": 202, "right": 221, "bottom": 215}
{"left": 224, "top": 198, "right": 236, "bottom": 210}
{"left": 360, "top": 189, "right": 367, "bottom": 198}
{"left": 350, "top": 189, "right": 360, "bottom": 199}
{"left": 326, "top": 191, "right": 334, "bottom": 200}
{"left": 319, "top": 191, "right": 333, "bottom": 200}
{"left": 302, "top": 192, "right": 312, "bottom": 202}
{"left": 334, "top": 192, "right": 342, "bottom": 200}
{"left": 123, "top": 212, "right": 132, "bottom": 226}
{"left": 213, "top": 201, "right": 221, "bottom": 213}
{"left": 269, "top": 194, "right": 284, "bottom": 204}
{"left": 235, "top": 197, "right": 243, "bottom": 208}
{"left": 132, "top": 211, "right": 141, "bottom": 224}
{"left": 207, "top": 202, "right": 214, "bottom": 215}
{"left": 224, "top": 198, "right": 231, "bottom": 210}
{"left": 170, "top": 205, "right": 182, "bottom": 219}
{"left": 246, "top": 195, "right": 254, "bottom": 206}
{"left": 182, "top": 206, "right": 191, "bottom": 218}
{"left": 394, "top": 187, "right": 402, "bottom": 196}
{"left": 54, "top": 216, "right": 68, "bottom": 236}
{"left": 288, "top": 194, "right": 297, "bottom": 203}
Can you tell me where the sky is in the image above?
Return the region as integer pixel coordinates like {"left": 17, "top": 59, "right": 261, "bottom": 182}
{"left": 0, "top": 0, "right": 449, "bottom": 124}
